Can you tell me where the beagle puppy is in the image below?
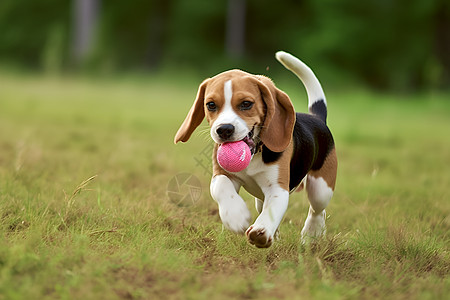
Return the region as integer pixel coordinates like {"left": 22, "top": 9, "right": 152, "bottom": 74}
{"left": 174, "top": 51, "right": 337, "bottom": 248}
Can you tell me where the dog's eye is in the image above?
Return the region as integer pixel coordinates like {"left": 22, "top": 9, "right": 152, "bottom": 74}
{"left": 239, "top": 101, "right": 254, "bottom": 110}
{"left": 206, "top": 102, "right": 217, "bottom": 111}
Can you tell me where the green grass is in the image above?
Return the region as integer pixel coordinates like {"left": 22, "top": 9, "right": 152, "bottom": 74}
{"left": 0, "top": 72, "right": 449, "bottom": 300}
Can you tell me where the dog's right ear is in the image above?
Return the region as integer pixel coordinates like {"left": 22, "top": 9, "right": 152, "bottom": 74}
{"left": 174, "top": 79, "right": 209, "bottom": 143}
{"left": 254, "top": 76, "right": 295, "bottom": 153}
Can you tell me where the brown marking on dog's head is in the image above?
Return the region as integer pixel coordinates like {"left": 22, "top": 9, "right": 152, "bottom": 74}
{"left": 203, "top": 70, "right": 266, "bottom": 136}
{"left": 174, "top": 70, "right": 295, "bottom": 153}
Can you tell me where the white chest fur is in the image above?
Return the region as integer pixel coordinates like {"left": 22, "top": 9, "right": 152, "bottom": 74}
{"left": 231, "top": 153, "right": 279, "bottom": 200}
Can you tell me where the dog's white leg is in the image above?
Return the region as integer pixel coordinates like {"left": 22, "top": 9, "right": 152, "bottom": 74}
{"left": 210, "top": 175, "right": 251, "bottom": 234}
{"left": 246, "top": 186, "right": 289, "bottom": 248}
{"left": 254, "top": 197, "right": 282, "bottom": 241}
{"left": 301, "top": 175, "right": 333, "bottom": 243}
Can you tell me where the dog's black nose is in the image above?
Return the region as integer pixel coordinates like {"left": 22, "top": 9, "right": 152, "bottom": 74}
{"left": 216, "top": 124, "right": 235, "bottom": 140}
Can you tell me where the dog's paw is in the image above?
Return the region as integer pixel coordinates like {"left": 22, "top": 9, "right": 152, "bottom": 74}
{"left": 219, "top": 202, "right": 251, "bottom": 234}
{"left": 300, "top": 210, "right": 326, "bottom": 244}
{"left": 246, "top": 225, "right": 273, "bottom": 248}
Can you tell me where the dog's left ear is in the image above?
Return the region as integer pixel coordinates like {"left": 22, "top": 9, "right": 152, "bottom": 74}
{"left": 254, "top": 76, "right": 295, "bottom": 152}
{"left": 174, "top": 79, "right": 209, "bottom": 143}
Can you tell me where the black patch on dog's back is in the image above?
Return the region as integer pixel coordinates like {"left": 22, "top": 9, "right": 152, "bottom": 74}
{"left": 289, "top": 113, "right": 334, "bottom": 190}
{"left": 259, "top": 112, "right": 334, "bottom": 191}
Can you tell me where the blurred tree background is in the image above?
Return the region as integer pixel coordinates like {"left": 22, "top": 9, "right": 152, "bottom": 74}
{"left": 0, "top": 0, "right": 448, "bottom": 91}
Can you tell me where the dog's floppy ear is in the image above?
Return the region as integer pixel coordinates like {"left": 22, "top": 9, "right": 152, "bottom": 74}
{"left": 255, "top": 76, "right": 295, "bottom": 152}
{"left": 174, "top": 79, "right": 209, "bottom": 143}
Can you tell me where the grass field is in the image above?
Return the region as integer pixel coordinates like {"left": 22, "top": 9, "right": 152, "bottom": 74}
{"left": 0, "top": 71, "right": 449, "bottom": 299}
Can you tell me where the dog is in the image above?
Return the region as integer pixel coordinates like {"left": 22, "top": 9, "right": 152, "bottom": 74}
{"left": 174, "top": 51, "right": 337, "bottom": 248}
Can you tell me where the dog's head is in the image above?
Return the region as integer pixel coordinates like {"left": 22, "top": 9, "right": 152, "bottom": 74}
{"left": 174, "top": 70, "right": 295, "bottom": 153}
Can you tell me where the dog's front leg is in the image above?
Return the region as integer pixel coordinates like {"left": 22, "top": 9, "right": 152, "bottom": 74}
{"left": 246, "top": 187, "right": 289, "bottom": 248}
{"left": 210, "top": 175, "right": 251, "bottom": 234}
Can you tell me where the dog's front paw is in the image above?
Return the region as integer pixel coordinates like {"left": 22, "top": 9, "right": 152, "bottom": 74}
{"left": 246, "top": 225, "right": 273, "bottom": 248}
{"left": 219, "top": 202, "right": 251, "bottom": 234}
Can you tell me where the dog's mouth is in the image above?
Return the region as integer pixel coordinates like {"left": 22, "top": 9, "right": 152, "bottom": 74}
{"left": 216, "top": 125, "right": 259, "bottom": 155}
{"left": 242, "top": 127, "right": 257, "bottom": 155}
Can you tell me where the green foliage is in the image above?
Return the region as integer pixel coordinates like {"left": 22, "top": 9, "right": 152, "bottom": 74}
{"left": 166, "top": 0, "right": 227, "bottom": 68}
{"left": 91, "top": 0, "right": 166, "bottom": 70}
{"left": 300, "top": 0, "right": 440, "bottom": 90}
{"left": 0, "top": 0, "right": 449, "bottom": 89}
{"left": 0, "top": 72, "right": 449, "bottom": 299}
{"left": 0, "top": 0, "right": 71, "bottom": 70}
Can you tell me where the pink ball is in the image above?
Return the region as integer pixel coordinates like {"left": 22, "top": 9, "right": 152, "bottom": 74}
{"left": 217, "top": 141, "right": 251, "bottom": 172}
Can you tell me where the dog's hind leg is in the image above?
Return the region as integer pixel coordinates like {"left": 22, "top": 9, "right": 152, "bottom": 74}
{"left": 301, "top": 148, "right": 337, "bottom": 243}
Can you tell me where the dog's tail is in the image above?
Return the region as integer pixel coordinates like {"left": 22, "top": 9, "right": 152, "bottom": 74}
{"left": 275, "top": 51, "right": 327, "bottom": 123}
